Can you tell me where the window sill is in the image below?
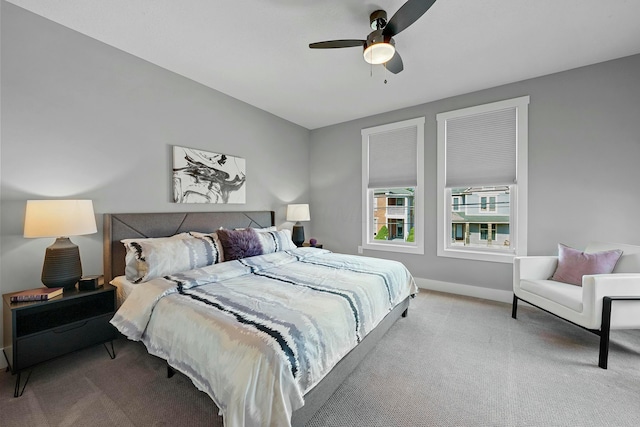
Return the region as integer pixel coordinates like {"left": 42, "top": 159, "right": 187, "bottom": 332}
{"left": 437, "top": 247, "right": 516, "bottom": 263}
{"left": 362, "top": 242, "right": 424, "bottom": 255}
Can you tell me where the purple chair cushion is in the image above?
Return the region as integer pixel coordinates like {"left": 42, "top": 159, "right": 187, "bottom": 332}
{"left": 551, "top": 243, "right": 623, "bottom": 286}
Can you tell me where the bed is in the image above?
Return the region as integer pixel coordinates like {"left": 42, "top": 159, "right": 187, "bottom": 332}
{"left": 104, "top": 211, "right": 417, "bottom": 427}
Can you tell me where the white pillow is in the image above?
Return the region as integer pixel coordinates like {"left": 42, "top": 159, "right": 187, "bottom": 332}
{"left": 257, "top": 229, "right": 297, "bottom": 254}
{"left": 188, "top": 231, "right": 225, "bottom": 262}
{"left": 254, "top": 226, "right": 278, "bottom": 233}
{"left": 122, "top": 233, "right": 191, "bottom": 278}
{"left": 121, "top": 234, "right": 221, "bottom": 283}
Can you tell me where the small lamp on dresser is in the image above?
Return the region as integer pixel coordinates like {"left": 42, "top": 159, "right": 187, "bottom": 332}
{"left": 23, "top": 199, "right": 97, "bottom": 289}
{"left": 286, "top": 203, "right": 310, "bottom": 247}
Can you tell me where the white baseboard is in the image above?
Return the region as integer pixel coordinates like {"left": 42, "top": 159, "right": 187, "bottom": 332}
{"left": 414, "top": 277, "right": 513, "bottom": 304}
{"left": 0, "top": 352, "right": 6, "bottom": 370}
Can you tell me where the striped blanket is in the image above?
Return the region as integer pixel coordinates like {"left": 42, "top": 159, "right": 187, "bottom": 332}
{"left": 111, "top": 248, "right": 417, "bottom": 427}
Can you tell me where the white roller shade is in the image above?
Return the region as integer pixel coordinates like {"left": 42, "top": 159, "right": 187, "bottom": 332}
{"left": 367, "top": 125, "right": 417, "bottom": 188}
{"left": 445, "top": 107, "right": 517, "bottom": 188}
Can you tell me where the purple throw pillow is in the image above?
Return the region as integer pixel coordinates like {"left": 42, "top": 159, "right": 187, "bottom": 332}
{"left": 550, "top": 243, "right": 623, "bottom": 286}
{"left": 217, "top": 228, "right": 263, "bottom": 261}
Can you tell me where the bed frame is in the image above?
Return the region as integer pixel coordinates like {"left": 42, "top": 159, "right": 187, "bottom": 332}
{"left": 104, "top": 211, "right": 410, "bottom": 426}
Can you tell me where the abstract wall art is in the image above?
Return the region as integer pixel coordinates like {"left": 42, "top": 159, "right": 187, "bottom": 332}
{"left": 172, "top": 145, "right": 246, "bottom": 203}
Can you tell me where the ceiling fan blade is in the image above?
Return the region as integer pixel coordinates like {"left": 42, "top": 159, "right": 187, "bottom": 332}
{"left": 386, "top": 51, "right": 404, "bottom": 74}
{"left": 309, "top": 40, "right": 365, "bottom": 49}
{"left": 383, "top": 0, "right": 437, "bottom": 37}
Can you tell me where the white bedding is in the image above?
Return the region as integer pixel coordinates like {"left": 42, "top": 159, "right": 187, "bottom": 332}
{"left": 111, "top": 248, "right": 416, "bottom": 427}
{"left": 110, "top": 275, "right": 136, "bottom": 307}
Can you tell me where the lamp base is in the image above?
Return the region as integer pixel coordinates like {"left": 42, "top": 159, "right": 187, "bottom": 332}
{"left": 41, "top": 237, "right": 82, "bottom": 289}
{"left": 292, "top": 223, "right": 305, "bottom": 247}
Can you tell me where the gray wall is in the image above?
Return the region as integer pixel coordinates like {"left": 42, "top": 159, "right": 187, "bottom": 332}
{"left": 0, "top": 2, "right": 311, "bottom": 346}
{"left": 310, "top": 54, "right": 640, "bottom": 292}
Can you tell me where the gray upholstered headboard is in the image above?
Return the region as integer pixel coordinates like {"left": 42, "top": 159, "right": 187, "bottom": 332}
{"left": 103, "top": 211, "right": 275, "bottom": 283}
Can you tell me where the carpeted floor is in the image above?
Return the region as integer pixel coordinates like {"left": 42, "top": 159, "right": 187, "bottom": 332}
{"left": 1, "top": 290, "right": 639, "bottom": 426}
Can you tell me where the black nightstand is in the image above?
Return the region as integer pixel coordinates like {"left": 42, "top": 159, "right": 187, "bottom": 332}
{"left": 302, "top": 243, "right": 324, "bottom": 249}
{"left": 2, "top": 285, "right": 118, "bottom": 397}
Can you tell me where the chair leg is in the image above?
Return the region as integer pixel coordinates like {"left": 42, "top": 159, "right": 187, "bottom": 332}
{"left": 599, "top": 297, "right": 613, "bottom": 369}
{"left": 511, "top": 294, "right": 518, "bottom": 319}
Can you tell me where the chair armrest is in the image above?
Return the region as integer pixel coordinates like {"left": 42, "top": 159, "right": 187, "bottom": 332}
{"left": 583, "top": 273, "right": 640, "bottom": 300}
{"left": 582, "top": 273, "right": 640, "bottom": 328}
{"left": 514, "top": 256, "right": 558, "bottom": 281}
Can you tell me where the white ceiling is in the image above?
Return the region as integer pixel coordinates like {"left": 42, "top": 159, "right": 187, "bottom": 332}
{"left": 7, "top": 0, "right": 640, "bottom": 130}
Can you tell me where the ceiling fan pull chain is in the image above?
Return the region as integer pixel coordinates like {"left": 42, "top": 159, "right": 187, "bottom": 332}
{"left": 384, "top": 63, "right": 388, "bottom": 84}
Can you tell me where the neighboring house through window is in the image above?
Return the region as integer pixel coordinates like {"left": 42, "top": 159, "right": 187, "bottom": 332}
{"left": 362, "top": 117, "right": 425, "bottom": 254}
{"left": 436, "top": 96, "right": 529, "bottom": 263}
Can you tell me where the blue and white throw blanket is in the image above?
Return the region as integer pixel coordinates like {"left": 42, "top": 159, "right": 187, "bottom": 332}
{"left": 111, "top": 248, "right": 417, "bottom": 427}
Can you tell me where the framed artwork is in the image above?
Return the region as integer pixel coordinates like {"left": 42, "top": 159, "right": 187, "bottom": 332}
{"left": 172, "top": 145, "right": 246, "bottom": 204}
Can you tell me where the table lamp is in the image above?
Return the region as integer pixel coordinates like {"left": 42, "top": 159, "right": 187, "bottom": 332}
{"left": 287, "top": 204, "right": 310, "bottom": 247}
{"left": 24, "top": 200, "right": 97, "bottom": 289}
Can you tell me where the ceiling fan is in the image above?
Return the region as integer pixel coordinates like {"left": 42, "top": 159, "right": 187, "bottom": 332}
{"left": 309, "top": 0, "right": 437, "bottom": 74}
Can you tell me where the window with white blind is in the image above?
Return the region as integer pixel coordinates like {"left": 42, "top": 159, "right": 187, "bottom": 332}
{"left": 362, "top": 117, "right": 425, "bottom": 254}
{"left": 436, "top": 96, "right": 529, "bottom": 263}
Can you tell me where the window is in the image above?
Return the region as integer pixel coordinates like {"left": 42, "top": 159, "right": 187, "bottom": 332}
{"left": 453, "top": 223, "right": 465, "bottom": 241}
{"left": 372, "top": 188, "right": 415, "bottom": 243}
{"left": 437, "top": 96, "right": 529, "bottom": 263}
{"left": 452, "top": 196, "right": 461, "bottom": 211}
{"left": 362, "top": 117, "right": 425, "bottom": 254}
{"left": 450, "top": 186, "right": 510, "bottom": 250}
{"left": 479, "top": 195, "right": 497, "bottom": 212}
{"left": 479, "top": 224, "right": 497, "bottom": 241}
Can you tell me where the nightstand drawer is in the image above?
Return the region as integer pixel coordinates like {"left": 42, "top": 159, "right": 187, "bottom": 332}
{"left": 15, "top": 313, "right": 116, "bottom": 370}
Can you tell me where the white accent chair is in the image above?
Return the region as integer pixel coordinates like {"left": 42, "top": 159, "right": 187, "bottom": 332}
{"left": 512, "top": 242, "right": 640, "bottom": 369}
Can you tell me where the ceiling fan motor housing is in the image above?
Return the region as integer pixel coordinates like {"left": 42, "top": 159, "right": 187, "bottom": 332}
{"left": 369, "top": 10, "right": 388, "bottom": 30}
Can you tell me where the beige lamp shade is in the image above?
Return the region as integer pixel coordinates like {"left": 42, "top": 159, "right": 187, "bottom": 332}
{"left": 286, "top": 204, "right": 310, "bottom": 222}
{"left": 24, "top": 200, "right": 97, "bottom": 238}
{"left": 24, "top": 200, "right": 97, "bottom": 289}
{"left": 287, "top": 204, "right": 310, "bottom": 247}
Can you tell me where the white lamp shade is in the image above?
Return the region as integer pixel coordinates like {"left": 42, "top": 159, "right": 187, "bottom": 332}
{"left": 24, "top": 199, "right": 97, "bottom": 238}
{"left": 286, "top": 204, "right": 310, "bottom": 222}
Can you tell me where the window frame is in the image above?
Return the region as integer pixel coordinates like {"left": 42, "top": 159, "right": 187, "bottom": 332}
{"left": 436, "top": 96, "right": 529, "bottom": 263}
{"left": 362, "top": 117, "right": 425, "bottom": 255}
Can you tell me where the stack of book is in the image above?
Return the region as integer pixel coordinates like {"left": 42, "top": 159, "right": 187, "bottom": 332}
{"left": 10, "top": 287, "right": 64, "bottom": 303}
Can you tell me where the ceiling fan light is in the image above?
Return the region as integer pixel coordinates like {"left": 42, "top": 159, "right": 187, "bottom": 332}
{"left": 363, "top": 42, "right": 395, "bottom": 65}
